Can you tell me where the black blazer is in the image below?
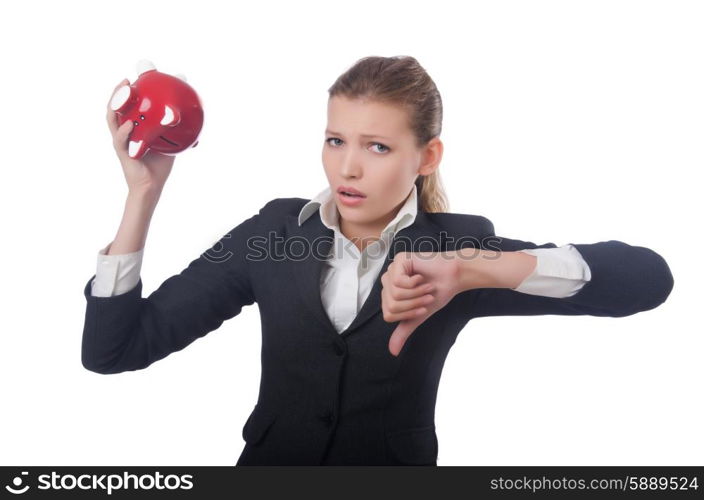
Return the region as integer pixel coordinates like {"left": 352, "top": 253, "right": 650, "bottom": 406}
{"left": 81, "top": 197, "right": 674, "bottom": 465}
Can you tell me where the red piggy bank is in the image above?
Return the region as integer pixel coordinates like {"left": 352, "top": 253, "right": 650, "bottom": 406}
{"left": 110, "top": 60, "right": 204, "bottom": 159}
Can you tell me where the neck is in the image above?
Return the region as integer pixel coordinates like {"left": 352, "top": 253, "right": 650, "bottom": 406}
{"left": 340, "top": 218, "right": 387, "bottom": 252}
{"left": 339, "top": 200, "right": 407, "bottom": 252}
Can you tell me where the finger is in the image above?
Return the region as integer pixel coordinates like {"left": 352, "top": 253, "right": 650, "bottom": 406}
{"left": 114, "top": 78, "right": 129, "bottom": 91}
{"left": 390, "top": 282, "right": 436, "bottom": 301}
{"left": 384, "top": 306, "right": 427, "bottom": 324}
{"left": 116, "top": 118, "right": 133, "bottom": 140}
{"left": 386, "top": 293, "right": 434, "bottom": 316}
{"left": 395, "top": 272, "right": 425, "bottom": 289}
{"left": 113, "top": 120, "right": 133, "bottom": 153}
{"left": 106, "top": 107, "right": 118, "bottom": 135}
{"left": 382, "top": 283, "right": 430, "bottom": 321}
{"left": 388, "top": 317, "right": 423, "bottom": 357}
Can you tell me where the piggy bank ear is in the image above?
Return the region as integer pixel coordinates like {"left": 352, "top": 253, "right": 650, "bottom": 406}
{"left": 160, "top": 105, "right": 181, "bottom": 126}
{"left": 110, "top": 84, "right": 132, "bottom": 111}
{"left": 136, "top": 59, "right": 156, "bottom": 75}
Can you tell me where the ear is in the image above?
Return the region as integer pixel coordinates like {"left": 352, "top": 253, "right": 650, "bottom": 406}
{"left": 418, "top": 137, "right": 443, "bottom": 176}
{"left": 136, "top": 59, "right": 157, "bottom": 75}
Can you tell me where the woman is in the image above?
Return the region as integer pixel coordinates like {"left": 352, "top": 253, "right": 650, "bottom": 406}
{"left": 82, "top": 56, "right": 674, "bottom": 465}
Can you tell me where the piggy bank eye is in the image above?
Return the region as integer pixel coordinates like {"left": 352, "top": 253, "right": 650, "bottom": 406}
{"left": 139, "top": 115, "right": 145, "bottom": 120}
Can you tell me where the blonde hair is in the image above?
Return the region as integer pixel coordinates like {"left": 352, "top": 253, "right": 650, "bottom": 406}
{"left": 327, "top": 55, "right": 450, "bottom": 213}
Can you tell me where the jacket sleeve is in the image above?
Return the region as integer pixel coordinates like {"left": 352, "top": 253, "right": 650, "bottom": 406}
{"left": 453, "top": 218, "right": 674, "bottom": 319}
{"left": 81, "top": 204, "right": 266, "bottom": 374}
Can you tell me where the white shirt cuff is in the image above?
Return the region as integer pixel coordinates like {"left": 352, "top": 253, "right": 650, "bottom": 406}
{"left": 513, "top": 244, "right": 592, "bottom": 298}
{"left": 91, "top": 241, "right": 144, "bottom": 297}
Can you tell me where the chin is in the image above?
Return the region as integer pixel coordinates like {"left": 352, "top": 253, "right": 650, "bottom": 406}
{"left": 336, "top": 204, "right": 367, "bottom": 219}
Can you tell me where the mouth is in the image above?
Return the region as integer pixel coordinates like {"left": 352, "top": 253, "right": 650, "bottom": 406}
{"left": 337, "top": 186, "right": 366, "bottom": 198}
{"left": 159, "top": 135, "right": 179, "bottom": 146}
{"left": 337, "top": 191, "right": 366, "bottom": 206}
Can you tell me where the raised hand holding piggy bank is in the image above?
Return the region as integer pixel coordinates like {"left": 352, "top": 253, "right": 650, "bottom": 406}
{"left": 110, "top": 59, "right": 204, "bottom": 159}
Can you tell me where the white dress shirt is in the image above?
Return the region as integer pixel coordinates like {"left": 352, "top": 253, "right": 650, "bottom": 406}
{"left": 91, "top": 185, "right": 592, "bottom": 334}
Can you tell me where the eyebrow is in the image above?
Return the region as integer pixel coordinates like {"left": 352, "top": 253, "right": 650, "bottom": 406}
{"left": 325, "top": 129, "right": 392, "bottom": 140}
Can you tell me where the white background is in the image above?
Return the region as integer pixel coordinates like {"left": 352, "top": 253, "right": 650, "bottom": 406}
{"left": 0, "top": 0, "right": 701, "bottom": 466}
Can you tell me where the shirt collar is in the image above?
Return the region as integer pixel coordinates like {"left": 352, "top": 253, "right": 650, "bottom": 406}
{"left": 298, "top": 183, "right": 418, "bottom": 237}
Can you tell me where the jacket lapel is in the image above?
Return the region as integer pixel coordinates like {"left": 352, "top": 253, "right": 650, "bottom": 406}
{"left": 285, "top": 212, "right": 337, "bottom": 334}
{"left": 285, "top": 209, "right": 444, "bottom": 339}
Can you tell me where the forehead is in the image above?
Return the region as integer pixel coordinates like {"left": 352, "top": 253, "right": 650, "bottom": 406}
{"left": 326, "top": 96, "right": 410, "bottom": 137}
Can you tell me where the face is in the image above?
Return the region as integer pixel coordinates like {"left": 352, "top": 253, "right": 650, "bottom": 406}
{"left": 322, "top": 95, "right": 441, "bottom": 237}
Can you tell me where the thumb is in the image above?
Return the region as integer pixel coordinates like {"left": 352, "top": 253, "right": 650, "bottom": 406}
{"left": 114, "top": 120, "right": 133, "bottom": 151}
{"left": 388, "top": 318, "right": 421, "bottom": 357}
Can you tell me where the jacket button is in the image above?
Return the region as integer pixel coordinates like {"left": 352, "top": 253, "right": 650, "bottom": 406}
{"left": 333, "top": 342, "right": 345, "bottom": 356}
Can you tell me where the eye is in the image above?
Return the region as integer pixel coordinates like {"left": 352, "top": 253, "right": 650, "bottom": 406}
{"left": 325, "top": 137, "right": 390, "bottom": 154}
{"left": 139, "top": 115, "right": 145, "bottom": 120}
{"left": 371, "top": 143, "right": 389, "bottom": 153}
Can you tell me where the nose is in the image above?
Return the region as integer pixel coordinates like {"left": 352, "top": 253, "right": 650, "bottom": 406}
{"left": 340, "top": 151, "right": 363, "bottom": 179}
